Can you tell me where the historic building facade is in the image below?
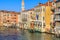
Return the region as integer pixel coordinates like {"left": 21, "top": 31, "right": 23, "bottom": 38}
{"left": 54, "top": 0, "right": 60, "bottom": 30}
{"left": 0, "top": 10, "right": 19, "bottom": 27}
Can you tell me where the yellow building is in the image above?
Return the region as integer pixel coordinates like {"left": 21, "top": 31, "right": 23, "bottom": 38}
{"left": 45, "top": 1, "right": 56, "bottom": 32}
{"left": 45, "top": 6, "right": 51, "bottom": 32}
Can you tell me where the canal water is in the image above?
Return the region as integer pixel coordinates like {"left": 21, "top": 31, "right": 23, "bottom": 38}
{"left": 0, "top": 29, "right": 60, "bottom": 40}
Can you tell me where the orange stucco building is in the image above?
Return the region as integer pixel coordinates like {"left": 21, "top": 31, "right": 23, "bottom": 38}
{"left": 0, "top": 10, "right": 19, "bottom": 27}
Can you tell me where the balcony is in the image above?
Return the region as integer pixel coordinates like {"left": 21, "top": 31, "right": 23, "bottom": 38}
{"left": 55, "top": 18, "right": 60, "bottom": 21}
{"left": 55, "top": 16, "right": 60, "bottom": 21}
{"left": 56, "top": 2, "right": 60, "bottom": 8}
{"left": 55, "top": 9, "right": 60, "bottom": 14}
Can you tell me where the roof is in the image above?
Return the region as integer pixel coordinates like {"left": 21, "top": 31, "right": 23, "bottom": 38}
{"left": 0, "top": 10, "right": 20, "bottom": 14}
{"left": 35, "top": 2, "right": 53, "bottom": 8}
{"left": 56, "top": 0, "right": 60, "bottom": 3}
{"left": 45, "top": 2, "right": 52, "bottom": 6}
{"left": 29, "top": 8, "right": 34, "bottom": 11}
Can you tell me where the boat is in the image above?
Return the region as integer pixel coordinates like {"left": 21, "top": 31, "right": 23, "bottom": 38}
{"left": 28, "top": 29, "right": 35, "bottom": 33}
{"left": 28, "top": 28, "right": 41, "bottom": 33}
{"left": 28, "top": 21, "right": 42, "bottom": 33}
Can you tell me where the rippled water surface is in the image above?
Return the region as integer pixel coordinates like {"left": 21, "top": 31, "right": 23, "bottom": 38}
{"left": 0, "top": 29, "right": 60, "bottom": 40}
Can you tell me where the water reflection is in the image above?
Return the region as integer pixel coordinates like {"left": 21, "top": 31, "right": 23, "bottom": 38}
{"left": 0, "top": 29, "right": 60, "bottom": 40}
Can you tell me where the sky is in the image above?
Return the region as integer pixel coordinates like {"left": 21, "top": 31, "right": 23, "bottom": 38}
{"left": 0, "top": 0, "right": 50, "bottom": 12}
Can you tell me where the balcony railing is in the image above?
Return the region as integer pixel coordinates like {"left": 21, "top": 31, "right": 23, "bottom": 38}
{"left": 55, "top": 19, "right": 60, "bottom": 21}
{"left": 55, "top": 12, "right": 60, "bottom": 14}
{"left": 55, "top": 9, "right": 60, "bottom": 14}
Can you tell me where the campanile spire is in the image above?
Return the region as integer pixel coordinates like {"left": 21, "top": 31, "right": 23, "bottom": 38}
{"left": 22, "top": 0, "right": 25, "bottom": 11}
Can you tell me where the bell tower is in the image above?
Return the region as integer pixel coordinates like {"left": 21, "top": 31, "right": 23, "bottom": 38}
{"left": 22, "top": 0, "right": 25, "bottom": 11}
